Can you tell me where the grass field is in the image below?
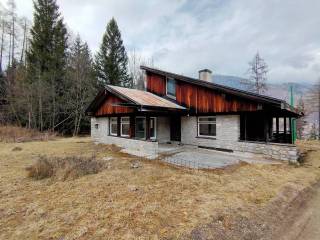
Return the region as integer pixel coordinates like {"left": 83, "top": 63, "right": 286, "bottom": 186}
{"left": 0, "top": 137, "right": 320, "bottom": 239}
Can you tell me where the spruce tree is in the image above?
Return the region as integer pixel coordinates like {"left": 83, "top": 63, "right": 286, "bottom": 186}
{"left": 26, "top": 0, "right": 68, "bottom": 131}
{"left": 95, "top": 18, "right": 132, "bottom": 88}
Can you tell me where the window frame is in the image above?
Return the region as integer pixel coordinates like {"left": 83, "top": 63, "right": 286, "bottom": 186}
{"left": 120, "top": 117, "right": 130, "bottom": 137}
{"left": 197, "top": 116, "right": 216, "bottom": 138}
{"left": 110, "top": 117, "right": 118, "bottom": 136}
{"left": 166, "top": 78, "right": 176, "bottom": 99}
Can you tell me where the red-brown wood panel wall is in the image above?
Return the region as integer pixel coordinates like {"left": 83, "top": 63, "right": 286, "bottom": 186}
{"left": 146, "top": 73, "right": 166, "bottom": 95}
{"left": 146, "top": 72, "right": 258, "bottom": 113}
{"left": 95, "top": 94, "right": 134, "bottom": 116}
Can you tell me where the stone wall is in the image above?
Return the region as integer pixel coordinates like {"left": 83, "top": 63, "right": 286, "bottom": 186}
{"left": 91, "top": 117, "right": 158, "bottom": 158}
{"left": 91, "top": 117, "right": 109, "bottom": 142}
{"left": 181, "top": 115, "right": 298, "bottom": 162}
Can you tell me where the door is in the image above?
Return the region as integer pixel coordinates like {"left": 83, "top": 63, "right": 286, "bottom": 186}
{"left": 170, "top": 116, "right": 181, "bottom": 141}
{"left": 135, "top": 117, "right": 146, "bottom": 139}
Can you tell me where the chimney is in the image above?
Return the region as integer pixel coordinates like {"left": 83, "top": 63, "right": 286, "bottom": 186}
{"left": 199, "top": 69, "right": 212, "bottom": 82}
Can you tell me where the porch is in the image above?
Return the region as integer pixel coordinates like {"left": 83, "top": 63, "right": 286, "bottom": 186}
{"left": 240, "top": 111, "right": 298, "bottom": 144}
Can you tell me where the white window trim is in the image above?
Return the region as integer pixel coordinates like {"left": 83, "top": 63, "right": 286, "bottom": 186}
{"left": 150, "top": 117, "right": 157, "bottom": 140}
{"left": 120, "top": 117, "right": 130, "bottom": 137}
{"left": 197, "top": 116, "right": 216, "bottom": 138}
{"left": 166, "top": 78, "right": 176, "bottom": 99}
{"left": 110, "top": 117, "right": 118, "bottom": 136}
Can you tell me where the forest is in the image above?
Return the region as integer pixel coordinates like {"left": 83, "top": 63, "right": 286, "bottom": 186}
{"left": 0, "top": 0, "right": 150, "bottom": 135}
{"left": 0, "top": 0, "right": 319, "bottom": 138}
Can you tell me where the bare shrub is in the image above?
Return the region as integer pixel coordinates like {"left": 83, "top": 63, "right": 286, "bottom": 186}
{"left": 12, "top": 146, "right": 22, "bottom": 151}
{"left": 26, "top": 155, "right": 107, "bottom": 181}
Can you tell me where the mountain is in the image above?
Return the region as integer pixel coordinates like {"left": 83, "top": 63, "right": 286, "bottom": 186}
{"left": 213, "top": 74, "right": 318, "bottom": 138}
{"left": 213, "top": 74, "right": 313, "bottom": 104}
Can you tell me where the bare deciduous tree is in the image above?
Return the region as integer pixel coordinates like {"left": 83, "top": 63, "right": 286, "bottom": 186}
{"left": 128, "top": 49, "right": 154, "bottom": 90}
{"left": 242, "top": 52, "right": 268, "bottom": 94}
{"left": 306, "top": 78, "right": 320, "bottom": 139}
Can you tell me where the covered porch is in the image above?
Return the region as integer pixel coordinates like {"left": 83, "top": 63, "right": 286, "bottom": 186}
{"left": 239, "top": 107, "right": 301, "bottom": 144}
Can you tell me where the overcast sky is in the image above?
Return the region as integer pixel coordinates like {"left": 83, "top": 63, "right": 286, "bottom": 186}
{"left": 1, "top": 0, "right": 320, "bottom": 83}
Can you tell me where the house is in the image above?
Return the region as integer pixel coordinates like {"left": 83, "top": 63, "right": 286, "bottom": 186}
{"left": 86, "top": 66, "right": 301, "bottom": 161}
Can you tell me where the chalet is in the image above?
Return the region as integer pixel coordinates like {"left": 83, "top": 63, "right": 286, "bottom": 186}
{"left": 86, "top": 66, "right": 301, "bottom": 161}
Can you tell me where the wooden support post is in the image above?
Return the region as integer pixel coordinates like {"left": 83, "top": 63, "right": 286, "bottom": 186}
{"left": 117, "top": 116, "right": 121, "bottom": 137}
{"left": 146, "top": 116, "right": 150, "bottom": 140}
{"left": 284, "top": 117, "right": 287, "bottom": 135}
{"left": 289, "top": 117, "right": 292, "bottom": 144}
{"left": 244, "top": 114, "right": 247, "bottom": 141}
{"left": 129, "top": 115, "right": 135, "bottom": 139}
{"left": 264, "top": 116, "right": 269, "bottom": 142}
{"left": 276, "top": 117, "right": 279, "bottom": 135}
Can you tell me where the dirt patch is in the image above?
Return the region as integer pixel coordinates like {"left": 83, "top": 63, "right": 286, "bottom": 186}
{"left": 184, "top": 182, "right": 317, "bottom": 240}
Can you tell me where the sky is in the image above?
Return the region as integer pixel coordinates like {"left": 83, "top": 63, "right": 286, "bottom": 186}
{"left": 1, "top": 0, "right": 320, "bottom": 84}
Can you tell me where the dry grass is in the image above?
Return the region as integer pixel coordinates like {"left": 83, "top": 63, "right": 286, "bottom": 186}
{"left": 0, "top": 138, "right": 319, "bottom": 239}
{"left": 0, "top": 125, "right": 56, "bottom": 143}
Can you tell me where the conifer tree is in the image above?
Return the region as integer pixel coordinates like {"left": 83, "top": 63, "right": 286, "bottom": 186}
{"left": 95, "top": 18, "right": 132, "bottom": 88}
{"left": 26, "top": 0, "right": 68, "bottom": 131}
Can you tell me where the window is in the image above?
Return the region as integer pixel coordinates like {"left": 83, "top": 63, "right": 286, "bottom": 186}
{"left": 198, "top": 117, "right": 216, "bottom": 137}
{"left": 150, "top": 117, "right": 157, "bottom": 140}
{"left": 166, "top": 78, "right": 176, "bottom": 98}
{"left": 95, "top": 124, "right": 99, "bottom": 129}
{"left": 110, "top": 117, "right": 118, "bottom": 136}
{"left": 135, "top": 117, "right": 146, "bottom": 139}
{"left": 121, "top": 117, "right": 130, "bottom": 137}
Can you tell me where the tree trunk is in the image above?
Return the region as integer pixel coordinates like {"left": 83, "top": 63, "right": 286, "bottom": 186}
{"left": 20, "top": 20, "right": 27, "bottom": 63}
{"left": 0, "top": 20, "right": 5, "bottom": 72}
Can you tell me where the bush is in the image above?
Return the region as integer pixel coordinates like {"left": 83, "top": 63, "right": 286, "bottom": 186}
{"left": 26, "top": 155, "right": 107, "bottom": 181}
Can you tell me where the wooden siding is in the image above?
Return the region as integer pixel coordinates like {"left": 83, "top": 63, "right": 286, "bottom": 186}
{"left": 146, "top": 73, "right": 166, "bottom": 95}
{"left": 146, "top": 73, "right": 259, "bottom": 113}
{"left": 95, "top": 94, "right": 134, "bottom": 116}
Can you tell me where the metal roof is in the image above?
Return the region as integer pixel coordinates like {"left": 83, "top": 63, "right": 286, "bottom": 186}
{"left": 106, "top": 85, "right": 185, "bottom": 110}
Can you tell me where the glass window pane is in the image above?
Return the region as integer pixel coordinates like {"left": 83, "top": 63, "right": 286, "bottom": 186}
{"left": 111, "top": 124, "right": 117, "bottom": 135}
{"left": 198, "top": 117, "right": 216, "bottom": 122}
{"left": 167, "top": 78, "right": 176, "bottom": 97}
{"left": 121, "top": 124, "right": 129, "bottom": 136}
{"left": 199, "top": 123, "right": 216, "bottom": 136}
{"left": 135, "top": 117, "right": 146, "bottom": 139}
{"left": 121, "top": 117, "right": 129, "bottom": 123}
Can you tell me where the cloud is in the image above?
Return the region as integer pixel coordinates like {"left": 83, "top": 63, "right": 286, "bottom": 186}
{"left": 2, "top": 0, "right": 320, "bottom": 83}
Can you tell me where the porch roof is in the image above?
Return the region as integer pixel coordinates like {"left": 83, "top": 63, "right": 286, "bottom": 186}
{"left": 106, "top": 85, "right": 185, "bottom": 110}
{"left": 86, "top": 85, "right": 186, "bottom": 115}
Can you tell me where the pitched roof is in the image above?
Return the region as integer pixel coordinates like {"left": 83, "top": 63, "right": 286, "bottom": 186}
{"left": 140, "top": 65, "right": 301, "bottom": 116}
{"left": 85, "top": 85, "right": 185, "bottom": 114}
{"left": 106, "top": 85, "right": 185, "bottom": 110}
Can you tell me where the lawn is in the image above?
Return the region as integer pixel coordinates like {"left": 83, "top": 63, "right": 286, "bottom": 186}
{"left": 0, "top": 137, "right": 320, "bottom": 239}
